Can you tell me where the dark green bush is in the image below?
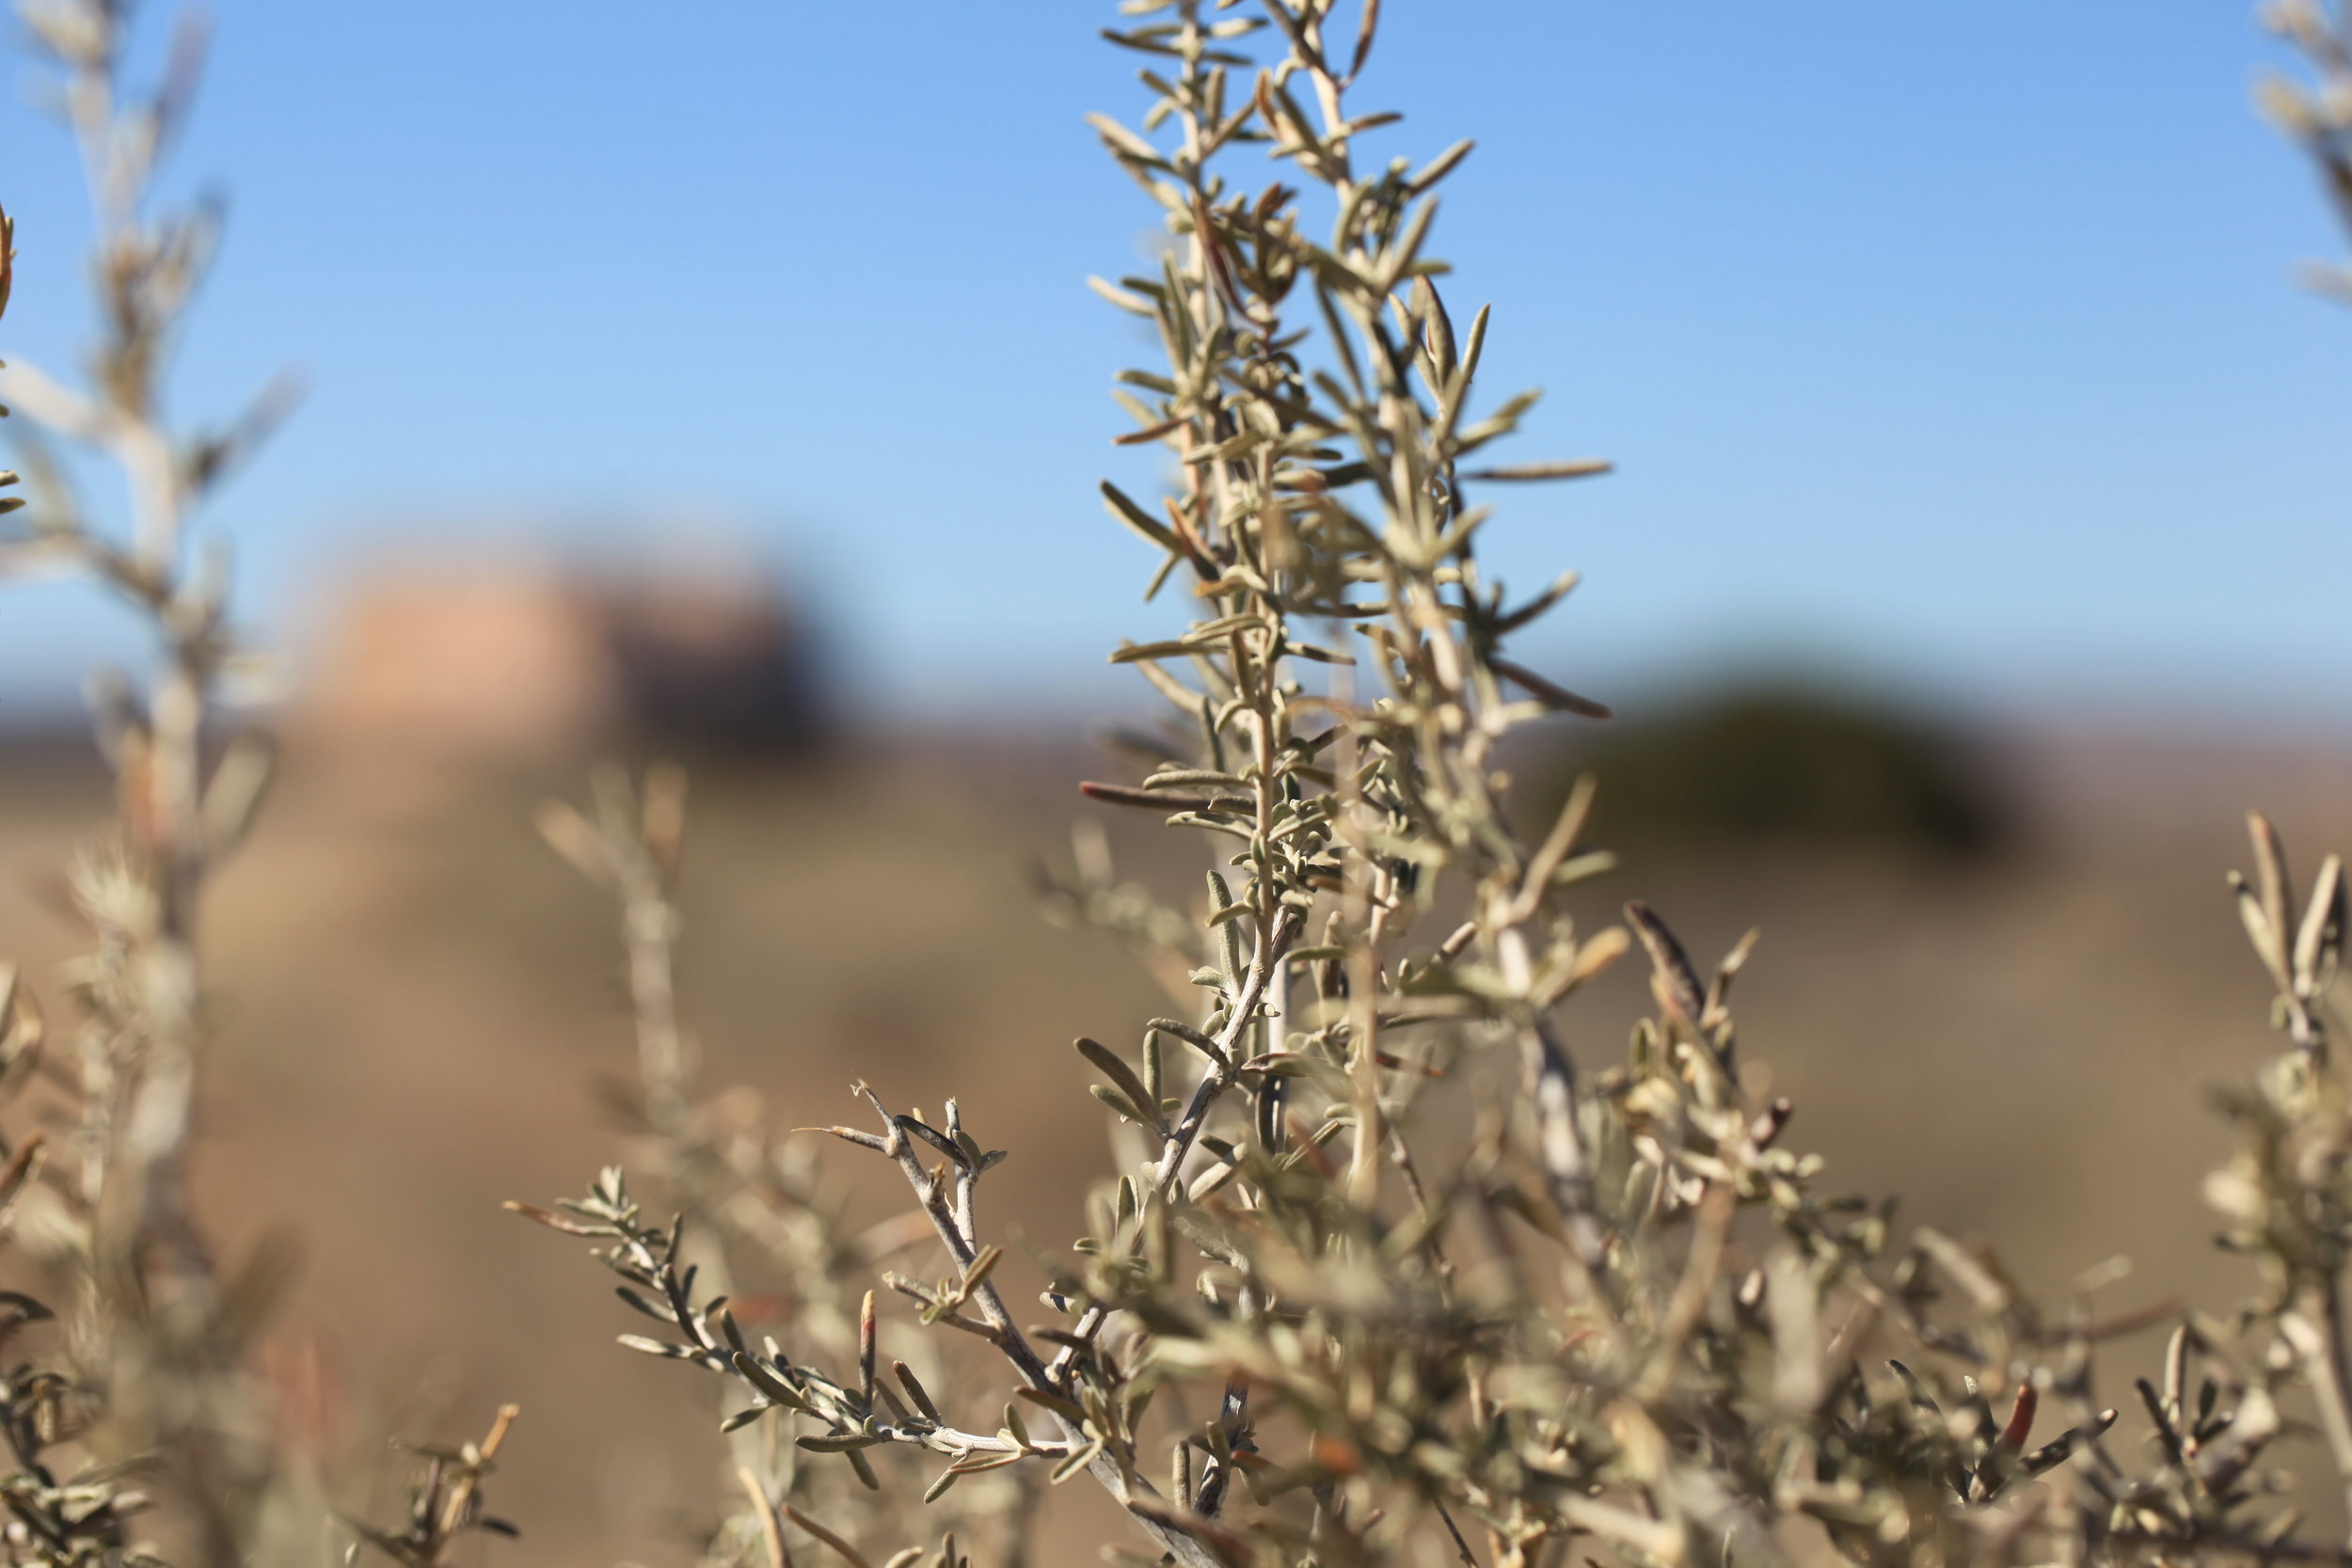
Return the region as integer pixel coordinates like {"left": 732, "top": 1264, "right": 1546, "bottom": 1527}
{"left": 1517, "top": 686, "right": 2009, "bottom": 863}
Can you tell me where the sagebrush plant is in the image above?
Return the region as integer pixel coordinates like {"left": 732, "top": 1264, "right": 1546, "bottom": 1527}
{"left": 2261, "top": 0, "right": 2352, "bottom": 297}
{"left": 510, "top": 6, "right": 2352, "bottom": 1568}
{"left": 0, "top": 3, "right": 2346, "bottom": 1568}
{"left": 0, "top": 3, "right": 516, "bottom": 1566}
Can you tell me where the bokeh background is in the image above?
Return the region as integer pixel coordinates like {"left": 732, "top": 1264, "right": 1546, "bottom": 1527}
{"left": 1, "top": 0, "right": 2349, "bottom": 1560}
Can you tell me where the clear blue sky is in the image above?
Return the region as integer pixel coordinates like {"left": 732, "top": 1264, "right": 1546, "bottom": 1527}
{"left": 0, "top": 1, "right": 2345, "bottom": 729}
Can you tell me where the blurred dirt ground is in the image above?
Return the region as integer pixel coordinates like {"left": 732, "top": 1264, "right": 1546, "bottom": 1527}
{"left": 0, "top": 719, "right": 2340, "bottom": 1563}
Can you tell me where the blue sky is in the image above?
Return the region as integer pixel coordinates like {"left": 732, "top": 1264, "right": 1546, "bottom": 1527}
{"left": 0, "top": 1, "right": 2345, "bottom": 728}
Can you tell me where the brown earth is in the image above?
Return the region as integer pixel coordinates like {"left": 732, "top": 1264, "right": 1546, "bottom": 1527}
{"left": 0, "top": 718, "right": 2338, "bottom": 1563}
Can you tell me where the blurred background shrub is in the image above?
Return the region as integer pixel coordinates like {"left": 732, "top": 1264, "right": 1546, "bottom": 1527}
{"left": 1513, "top": 683, "right": 2011, "bottom": 863}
